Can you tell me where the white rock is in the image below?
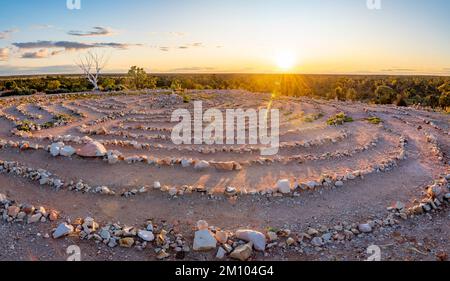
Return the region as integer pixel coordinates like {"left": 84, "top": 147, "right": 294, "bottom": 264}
{"left": 305, "top": 181, "right": 319, "bottom": 189}
{"left": 107, "top": 154, "right": 119, "bottom": 164}
{"left": 196, "top": 220, "right": 209, "bottom": 230}
{"left": 235, "top": 229, "right": 266, "bottom": 251}
{"left": 60, "top": 146, "right": 76, "bottom": 157}
{"left": 27, "top": 213, "right": 42, "bottom": 224}
{"left": 50, "top": 142, "right": 64, "bottom": 157}
{"left": 276, "top": 179, "right": 291, "bottom": 194}
{"left": 99, "top": 229, "right": 111, "bottom": 240}
{"left": 193, "top": 230, "right": 217, "bottom": 251}
{"left": 53, "top": 223, "right": 74, "bottom": 239}
{"left": 181, "top": 159, "right": 192, "bottom": 168}
{"left": 168, "top": 187, "right": 178, "bottom": 196}
{"left": 358, "top": 223, "right": 372, "bottom": 233}
{"left": 335, "top": 181, "right": 344, "bottom": 187}
{"left": 153, "top": 181, "right": 161, "bottom": 189}
{"left": 138, "top": 230, "right": 155, "bottom": 242}
{"left": 194, "top": 160, "right": 210, "bottom": 170}
{"left": 216, "top": 247, "right": 227, "bottom": 259}
{"left": 0, "top": 193, "right": 7, "bottom": 204}
{"left": 311, "top": 237, "right": 324, "bottom": 247}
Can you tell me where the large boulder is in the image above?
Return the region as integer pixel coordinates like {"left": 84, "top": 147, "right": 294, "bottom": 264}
{"left": 235, "top": 229, "right": 266, "bottom": 251}
{"left": 77, "top": 141, "right": 107, "bottom": 157}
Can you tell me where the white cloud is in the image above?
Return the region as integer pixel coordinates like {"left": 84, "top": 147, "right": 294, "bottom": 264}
{"left": 0, "top": 29, "right": 18, "bottom": 40}
{"left": 0, "top": 48, "right": 9, "bottom": 61}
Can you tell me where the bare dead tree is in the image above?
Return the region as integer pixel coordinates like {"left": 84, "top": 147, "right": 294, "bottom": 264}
{"left": 76, "top": 51, "right": 108, "bottom": 91}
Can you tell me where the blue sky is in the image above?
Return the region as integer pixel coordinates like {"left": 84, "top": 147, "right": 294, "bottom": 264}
{"left": 0, "top": 0, "right": 449, "bottom": 75}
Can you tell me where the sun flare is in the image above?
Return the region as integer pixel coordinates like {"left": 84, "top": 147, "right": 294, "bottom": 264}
{"left": 274, "top": 51, "right": 297, "bottom": 71}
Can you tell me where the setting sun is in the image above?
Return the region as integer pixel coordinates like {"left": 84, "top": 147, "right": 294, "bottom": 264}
{"left": 274, "top": 51, "right": 297, "bottom": 71}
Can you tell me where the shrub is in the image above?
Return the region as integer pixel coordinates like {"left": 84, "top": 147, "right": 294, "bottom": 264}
{"left": 327, "top": 112, "right": 353, "bottom": 126}
{"left": 366, "top": 117, "right": 382, "bottom": 124}
{"left": 16, "top": 120, "right": 35, "bottom": 132}
{"left": 182, "top": 94, "right": 191, "bottom": 103}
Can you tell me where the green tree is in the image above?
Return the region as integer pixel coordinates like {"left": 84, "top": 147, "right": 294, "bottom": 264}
{"left": 438, "top": 92, "right": 450, "bottom": 108}
{"left": 100, "top": 78, "right": 116, "bottom": 91}
{"left": 170, "top": 79, "right": 183, "bottom": 92}
{"left": 46, "top": 80, "right": 61, "bottom": 91}
{"left": 335, "top": 86, "right": 345, "bottom": 100}
{"left": 346, "top": 88, "right": 358, "bottom": 101}
{"left": 5, "top": 80, "right": 17, "bottom": 90}
{"left": 127, "top": 66, "right": 156, "bottom": 89}
{"left": 375, "top": 85, "right": 396, "bottom": 104}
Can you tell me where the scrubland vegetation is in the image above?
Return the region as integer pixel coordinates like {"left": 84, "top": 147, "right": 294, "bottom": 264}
{"left": 0, "top": 69, "right": 449, "bottom": 111}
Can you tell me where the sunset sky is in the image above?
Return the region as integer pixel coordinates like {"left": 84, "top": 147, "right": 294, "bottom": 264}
{"left": 0, "top": 0, "right": 449, "bottom": 75}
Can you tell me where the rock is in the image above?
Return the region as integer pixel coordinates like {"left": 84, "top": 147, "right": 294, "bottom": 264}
{"left": 77, "top": 141, "right": 107, "bottom": 157}
{"left": 213, "top": 161, "right": 235, "bottom": 171}
{"left": 48, "top": 210, "right": 59, "bottom": 221}
{"left": 196, "top": 220, "right": 209, "bottom": 230}
{"left": 216, "top": 247, "right": 227, "bottom": 259}
{"left": 276, "top": 179, "right": 291, "bottom": 194}
{"left": 223, "top": 244, "right": 233, "bottom": 253}
{"left": 286, "top": 237, "right": 295, "bottom": 246}
{"left": 267, "top": 231, "right": 278, "bottom": 241}
{"left": 422, "top": 203, "right": 431, "bottom": 212}
{"left": 230, "top": 243, "right": 253, "bottom": 261}
{"left": 235, "top": 229, "right": 266, "bottom": 251}
{"left": 193, "top": 230, "right": 217, "bottom": 251}
{"left": 305, "top": 181, "right": 319, "bottom": 189}
{"left": 28, "top": 213, "right": 42, "bottom": 224}
{"left": 107, "top": 150, "right": 121, "bottom": 164}
{"left": 22, "top": 204, "right": 36, "bottom": 215}
{"left": 311, "top": 237, "right": 324, "bottom": 247}
{"left": 307, "top": 228, "right": 319, "bottom": 236}
{"left": 99, "top": 229, "right": 111, "bottom": 240}
{"left": 334, "top": 181, "right": 344, "bottom": 187}
{"left": 181, "top": 159, "right": 192, "bottom": 168}
{"left": 194, "top": 160, "right": 210, "bottom": 170}
{"left": 7, "top": 206, "right": 20, "bottom": 218}
{"left": 119, "top": 237, "right": 135, "bottom": 248}
{"left": 50, "top": 142, "right": 64, "bottom": 157}
{"left": 322, "top": 232, "right": 332, "bottom": 242}
{"left": 156, "top": 250, "right": 170, "bottom": 260}
{"left": 153, "top": 181, "right": 161, "bottom": 189}
{"left": 168, "top": 187, "right": 178, "bottom": 196}
{"left": 60, "top": 146, "right": 76, "bottom": 157}
{"left": 445, "top": 193, "right": 450, "bottom": 202}
{"left": 138, "top": 230, "right": 155, "bottom": 242}
{"left": 0, "top": 193, "right": 7, "bottom": 204}
{"left": 108, "top": 239, "right": 118, "bottom": 248}
{"left": 427, "top": 185, "right": 443, "bottom": 198}
{"left": 225, "top": 186, "right": 237, "bottom": 196}
{"left": 53, "top": 223, "right": 74, "bottom": 239}
{"left": 39, "top": 177, "right": 49, "bottom": 185}
{"left": 17, "top": 212, "right": 26, "bottom": 220}
{"left": 215, "top": 231, "right": 228, "bottom": 244}
{"left": 358, "top": 223, "right": 372, "bottom": 233}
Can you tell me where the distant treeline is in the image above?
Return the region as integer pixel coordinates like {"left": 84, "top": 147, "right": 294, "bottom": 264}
{"left": 0, "top": 72, "right": 449, "bottom": 109}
